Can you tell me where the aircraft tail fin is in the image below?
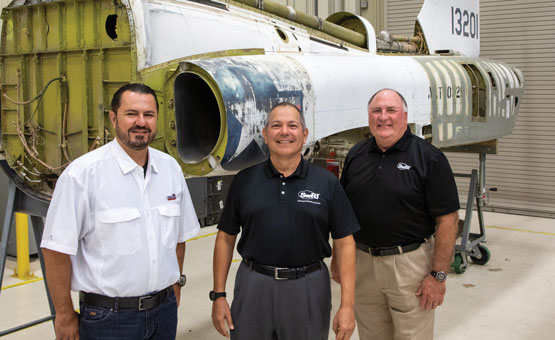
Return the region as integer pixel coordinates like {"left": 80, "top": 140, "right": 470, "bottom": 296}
{"left": 417, "top": 0, "right": 480, "bottom": 56}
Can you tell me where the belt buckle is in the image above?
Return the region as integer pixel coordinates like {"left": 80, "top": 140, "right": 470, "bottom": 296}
{"left": 274, "top": 267, "right": 288, "bottom": 280}
{"left": 138, "top": 295, "right": 152, "bottom": 310}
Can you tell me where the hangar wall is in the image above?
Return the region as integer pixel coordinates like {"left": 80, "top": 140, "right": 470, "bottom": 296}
{"left": 385, "top": 0, "right": 555, "bottom": 217}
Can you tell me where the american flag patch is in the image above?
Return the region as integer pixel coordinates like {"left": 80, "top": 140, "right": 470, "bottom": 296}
{"left": 167, "top": 193, "right": 176, "bottom": 201}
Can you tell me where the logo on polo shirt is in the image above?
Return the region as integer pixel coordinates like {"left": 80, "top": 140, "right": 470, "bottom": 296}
{"left": 166, "top": 193, "right": 177, "bottom": 201}
{"left": 297, "top": 190, "right": 321, "bottom": 205}
{"left": 397, "top": 162, "right": 411, "bottom": 171}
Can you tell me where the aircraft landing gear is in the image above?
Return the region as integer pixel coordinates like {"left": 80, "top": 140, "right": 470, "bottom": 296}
{"left": 451, "top": 152, "right": 492, "bottom": 274}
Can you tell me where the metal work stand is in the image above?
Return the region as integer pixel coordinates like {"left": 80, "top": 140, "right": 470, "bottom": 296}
{"left": 451, "top": 153, "right": 492, "bottom": 274}
{"left": 0, "top": 160, "right": 55, "bottom": 336}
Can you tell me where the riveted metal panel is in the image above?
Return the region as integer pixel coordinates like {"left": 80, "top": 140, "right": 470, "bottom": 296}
{"left": 386, "top": 0, "right": 555, "bottom": 216}
{"left": 0, "top": 0, "right": 134, "bottom": 194}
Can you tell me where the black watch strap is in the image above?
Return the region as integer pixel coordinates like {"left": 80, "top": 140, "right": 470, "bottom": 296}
{"left": 209, "top": 291, "right": 227, "bottom": 301}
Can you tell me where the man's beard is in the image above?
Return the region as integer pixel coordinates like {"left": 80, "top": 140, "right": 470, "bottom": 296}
{"left": 115, "top": 121, "right": 156, "bottom": 150}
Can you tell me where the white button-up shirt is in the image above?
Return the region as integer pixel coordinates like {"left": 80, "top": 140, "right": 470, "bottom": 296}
{"left": 41, "top": 140, "right": 200, "bottom": 297}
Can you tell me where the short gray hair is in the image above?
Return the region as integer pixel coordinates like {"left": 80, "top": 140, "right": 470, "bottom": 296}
{"left": 368, "top": 88, "right": 408, "bottom": 112}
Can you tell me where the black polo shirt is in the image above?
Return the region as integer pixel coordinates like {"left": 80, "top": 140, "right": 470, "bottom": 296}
{"left": 340, "top": 128, "right": 459, "bottom": 248}
{"left": 218, "top": 158, "right": 360, "bottom": 267}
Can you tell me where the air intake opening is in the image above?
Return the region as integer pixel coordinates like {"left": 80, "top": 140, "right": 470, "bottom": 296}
{"left": 174, "top": 72, "right": 221, "bottom": 164}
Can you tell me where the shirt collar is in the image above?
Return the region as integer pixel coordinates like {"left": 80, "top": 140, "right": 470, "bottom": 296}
{"left": 111, "top": 140, "right": 158, "bottom": 175}
{"left": 368, "top": 127, "right": 412, "bottom": 153}
{"left": 264, "top": 157, "right": 307, "bottom": 179}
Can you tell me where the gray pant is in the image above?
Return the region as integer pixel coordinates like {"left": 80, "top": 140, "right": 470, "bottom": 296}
{"left": 230, "top": 261, "right": 331, "bottom": 340}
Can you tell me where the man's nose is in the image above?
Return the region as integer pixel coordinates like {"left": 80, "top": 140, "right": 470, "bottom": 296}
{"left": 377, "top": 110, "right": 388, "bottom": 119}
{"left": 135, "top": 113, "right": 147, "bottom": 126}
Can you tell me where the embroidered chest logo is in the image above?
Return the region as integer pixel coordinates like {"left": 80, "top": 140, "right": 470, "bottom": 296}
{"left": 166, "top": 193, "right": 177, "bottom": 201}
{"left": 397, "top": 162, "right": 412, "bottom": 171}
{"left": 297, "top": 190, "right": 321, "bottom": 205}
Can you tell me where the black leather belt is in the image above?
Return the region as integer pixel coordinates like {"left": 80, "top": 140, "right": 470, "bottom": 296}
{"left": 356, "top": 240, "right": 425, "bottom": 257}
{"left": 243, "top": 259, "right": 322, "bottom": 280}
{"left": 79, "top": 286, "right": 173, "bottom": 311}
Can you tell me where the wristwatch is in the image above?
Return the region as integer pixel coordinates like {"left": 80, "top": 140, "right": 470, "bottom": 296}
{"left": 430, "top": 271, "right": 447, "bottom": 282}
{"left": 209, "top": 291, "right": 227, "bottom": 301}
{"left": 176, "top": 274, "right": 186, "bottom": 287}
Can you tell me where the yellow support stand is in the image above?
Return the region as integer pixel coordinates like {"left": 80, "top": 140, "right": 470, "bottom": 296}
{"left": 11, "top": 213, "right": 37, "bottom": 281}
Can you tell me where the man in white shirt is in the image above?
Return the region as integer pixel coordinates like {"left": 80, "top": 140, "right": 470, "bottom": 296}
{"left": 41, "top": 83, "right": 200, "bottom": 340}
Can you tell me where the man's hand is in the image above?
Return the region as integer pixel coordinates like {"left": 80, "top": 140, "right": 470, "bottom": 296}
{"left": 211, "top": 298, "right": 234, "bottom": 337}
{"left": 415, "top": 275, "right": 446, "bottom": 310}
{"left": 54, "top": 311, "right": 79, "bottom": 340}
{"left": 332, "top": 305, "right": 355, "bottom": 340}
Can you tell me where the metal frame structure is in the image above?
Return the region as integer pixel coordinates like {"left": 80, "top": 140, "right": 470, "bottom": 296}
{"left": 0, "top": 160, "right": 54, "bottom": 336}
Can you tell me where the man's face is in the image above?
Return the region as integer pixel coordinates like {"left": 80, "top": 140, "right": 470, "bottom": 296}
{"left": 109, "top": 91, "right": 158, "bottom": 151}
{"left": 368, "top": 90, "right": 407, "bottom": 148}
{"left": 263, "top": 105, "right": 308, "bottom": 160}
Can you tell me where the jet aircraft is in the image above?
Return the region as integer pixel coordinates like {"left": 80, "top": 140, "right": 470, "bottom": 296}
{"left": 0, "top": 0, "right": 523, "bottom": 196}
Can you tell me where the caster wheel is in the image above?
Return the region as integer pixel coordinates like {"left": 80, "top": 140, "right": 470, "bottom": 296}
{"left": 452, "top": 253, "right": 466, "bottom": 274}
{"left": 470, "top": 244, "right": 491, "bottom": 265}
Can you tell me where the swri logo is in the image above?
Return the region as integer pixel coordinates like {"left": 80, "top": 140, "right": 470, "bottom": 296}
{"left": 298, "top": 190, "right": 320, "bottom": 200}
{"left": 397, "top": 162, "right": 411, "bottom": 171}
{"left": 297, "top": 190, "right": 321, "bottom": 205}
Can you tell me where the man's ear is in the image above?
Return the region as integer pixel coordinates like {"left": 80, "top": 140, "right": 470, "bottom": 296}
{"left": 109, "top": 110, "right": 117, "bottom": 128}
{"left": 262, "top": 127, "right": 268, "bottom": 144}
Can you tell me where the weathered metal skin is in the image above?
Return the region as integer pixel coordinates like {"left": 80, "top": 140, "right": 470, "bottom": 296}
{"left": 175, "top": 56, "right": 313, "bottom": 176}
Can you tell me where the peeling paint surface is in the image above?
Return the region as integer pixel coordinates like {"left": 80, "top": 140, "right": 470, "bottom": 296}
{"left": 189, "top": 55, "right": 314, "bottom": 171}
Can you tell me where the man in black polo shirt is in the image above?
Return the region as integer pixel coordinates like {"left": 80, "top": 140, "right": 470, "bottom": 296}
{"left": 339, "top": 89, "right": 460, "bottom": 340}
{"left": 211, "top": 102, "right": 360, "bottom": 340}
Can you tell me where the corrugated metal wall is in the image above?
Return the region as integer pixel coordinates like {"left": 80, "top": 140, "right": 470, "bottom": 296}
{"left": 385, "top": 0, "right": 555, "bottom": 217}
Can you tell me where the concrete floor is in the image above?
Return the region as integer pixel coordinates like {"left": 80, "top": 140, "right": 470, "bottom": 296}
{"left": 1, "top": 210, "right": 554, "bottom": 340}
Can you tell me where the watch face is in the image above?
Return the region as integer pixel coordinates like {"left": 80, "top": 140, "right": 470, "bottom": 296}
{"left": 177, "top": 274, "right": 186, "bottom": 286}
{"left": 435, "top": 271, "right": 447, "bottom": 281}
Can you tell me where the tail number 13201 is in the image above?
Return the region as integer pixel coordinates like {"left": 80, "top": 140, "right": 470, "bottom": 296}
{"left": 452, "top": 7, "right": 478, "bottom": 39}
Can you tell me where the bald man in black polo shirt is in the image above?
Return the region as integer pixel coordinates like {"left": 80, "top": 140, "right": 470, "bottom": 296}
{"left": 339, "top": 89, "right": 460, "bottom": 340}
{"left": 211, "top": 102, "right": 360, "bottom": 340}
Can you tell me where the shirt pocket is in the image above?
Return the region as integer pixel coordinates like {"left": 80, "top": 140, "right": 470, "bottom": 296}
{"left": 157, "top": 204, "right": 181, "bottom": 248}
{"left": 96, "top": 208, "right": 141, "bottom": 255}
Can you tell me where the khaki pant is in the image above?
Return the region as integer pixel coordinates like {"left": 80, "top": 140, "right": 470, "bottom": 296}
{"left": 355, "top": 238, "right": 435, "bottom": 340}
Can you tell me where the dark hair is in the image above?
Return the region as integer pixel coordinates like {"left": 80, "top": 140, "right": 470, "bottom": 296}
{"left": 266, "top": 101, "right": 306, "bottom": 129}
{"left": 368, "top": 88, "right": 408, "bottom": 112}
{"left": 111, "top": 83, "right": 159, "bottom": 114}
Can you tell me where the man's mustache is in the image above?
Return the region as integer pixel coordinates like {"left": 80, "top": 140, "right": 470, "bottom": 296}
{"left": 129, "top": 125, "right": 151, "bottom": 133}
